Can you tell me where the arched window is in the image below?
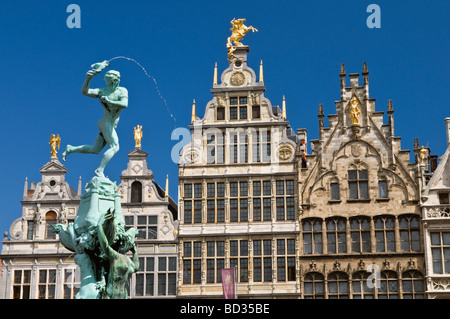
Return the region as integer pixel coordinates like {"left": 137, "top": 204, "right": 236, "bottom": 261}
{"left": 402, "top": 270, "right": 425, "bottom": 299}
{"left": 352, "top": 271, "right": 374, "bottom": 299}
{"left": 131, "top": 181, "right": 142, "bottom": 203}
{"left": 327, "top": 272, "right": 349, "bottom": 299}
{"left": 374, "top": 215, "right": 396, "bottom": 252}
{"left": 45, "top": 211, "right": 57, "bottom": 239}
{"left": 350, "top": 216, "right": 371, "bottom": 253}
{"left": 302, "top": 219, "right": 323, "bottom": 254}
{"left": 378, "top": 271, "right": 399, "bottom": 299}
{"left": 304, "top": 272, "right": 325, "bottom": 299}
{"left": 399, "top": 215, "right": 421, "bottom": 252}
{"left": 326, "top": 217, "right": 347, "bottom": 253}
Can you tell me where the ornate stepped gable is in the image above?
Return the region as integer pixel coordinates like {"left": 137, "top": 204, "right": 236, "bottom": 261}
{"left": 303, "top": 63, "right": 419, "bottom": 210}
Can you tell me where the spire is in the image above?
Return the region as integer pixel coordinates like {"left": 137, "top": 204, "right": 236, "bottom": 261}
{"left": 165, "top": 174, "right": 169, "bottom": 198}
{"left": 362, "top": 61, "right": 369, "bottom": 87}
{"left": 213, "top": 62, "right": 218, "bottom": 85}
{"left": 387, "top": 99, "right": 394, "bottom": 138}
{"left": 191, "top": 99, "right": 196, "bottom": 124}
{"left": 23, "top": 177, "right": 28, "bottom": 198}
{"left": 259, "top": 60, "right": 264, "bottom": 83}
{"left": 282, "top": 95, "right": 286, "bottom": 120}
{"left": 339, "top": 63, "right": 346, "bottom": 97}
{"left": 318, "top": 104, "right": 324, "bottom": 141}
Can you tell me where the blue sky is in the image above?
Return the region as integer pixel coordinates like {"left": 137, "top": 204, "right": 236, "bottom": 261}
{"left": 0, "top": 0, "right": 449, "bottom": 246}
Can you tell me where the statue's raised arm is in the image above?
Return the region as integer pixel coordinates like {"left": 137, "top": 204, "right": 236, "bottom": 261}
{"left": 82, "top": 60, "right": 110, "bottom": 98}
{"left": 62, "top": 60, "right": 127, "bottom": 178}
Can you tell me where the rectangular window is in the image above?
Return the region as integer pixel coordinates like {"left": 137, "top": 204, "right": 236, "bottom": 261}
{"left": 252, "top": 105, "right": 260, "bottom": 119}
{"left": 378, "top": 181, "right": 388, "bottom": 198}
{"left": 13, "top": 270, "right": 31, "bottom": 299}
{"left": 38, "top": 269, "right": 56, "bottom": 299}
{"left": 184, "top": 201, "right": 192, "bottom": 224}
{"left": 253, "top": 198, "right": 261, "bottom": 221}
{"left": 230, "top": 199, "right": 238, "bottom": 222}
{"left": 230, "top": 107, "right": 238, "bottom": 120}
{"left": 184, "top": 184, "right": 192, "bottom": 198}
{"left": 263, "top": 198, "right": 272, "bottom": 221}
{"left": 207, "top": 133, "right": 224, "bottom": 164}
{"left": 194, "top": 200, "right": 202, "bottom": 223}
{"left": 27, "top": 221, "right": 34, "bottom": 240}
{"left": 439, "top": 193, "right": 450, "bottom": 205}
{"left": 217, "top": 107, "right": 225, "bottom": 120}
{"left": 276, "top": 180, "right": 295, "bottom": 221}
{"left": 330, "top": 183, "right": 340, "bottom": 200}
{"left": 431, "top": 232, "right": 450, "bottom": 274}
{"left": 240, "top": 199, "right": 248, "bottom": 222}
{"left": 229, "top": 97, "right": 248, "bottom": 120}
{"left": 63, "top": 268, "right": 79, "bottom": 299}
{"left": 239, "top": 106, "right": 247, "bottom": 119}
{"left": 349, "top": 170, "right": 369, "bottom": 199}
{"left": 276, "top": 239, "right": 295, "bottom": 282}
{"left": 194, "top": 183, "right": 202, "bottom": 198}
{"left": 206, "top": 182, "right": 225, "bottom": 224}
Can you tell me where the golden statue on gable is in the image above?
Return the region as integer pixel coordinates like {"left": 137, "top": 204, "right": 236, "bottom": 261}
{"left": 420, "top": 146, "right": 427, "bottom": 165}
{"left": 349, "top": 96, "right": 361, "bottom": 126}
{"left": 226, "top": 18, "right": 258, "bottom": 61}
{"left": 49, "top": 134, "right": 61, "bottom": 158}
{"left": 134, "top": 125, "right": 143, "bottom": 148}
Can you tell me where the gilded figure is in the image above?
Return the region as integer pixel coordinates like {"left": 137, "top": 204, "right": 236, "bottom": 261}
{"left": 226, "top": 18, "right": 258, "bottom": 61}
{"left": 349, "top": 96, "right": 361, "bottom": 126}
{"left": 49, "top": 134, "right": 61, "bottom": 158}
{"left": 134, "top": 125, "right": 143, "bottom": 148}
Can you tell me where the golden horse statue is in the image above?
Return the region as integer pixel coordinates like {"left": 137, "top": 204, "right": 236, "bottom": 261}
{"left": 226, "top": 18, "right": 258, "bottom": 61}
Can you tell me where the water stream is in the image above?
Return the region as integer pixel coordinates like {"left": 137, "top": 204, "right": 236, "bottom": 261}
{"left": 108, "top": 56, "right": 177, "bottom": 125}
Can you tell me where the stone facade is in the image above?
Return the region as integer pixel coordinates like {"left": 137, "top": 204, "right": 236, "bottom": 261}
{"left": 421, "top": 118, "right": 450, "bottom": 299}
{"left": 0, "top": 158, "right": 80, "bottom": 299}
{"left": 176, "top": 45, "right": 429, "bottom": 299}
{"left": 299, "top": 63, "right": 426, "bottom": 298}
{"left": 119, "top": 146, "right": 179, "bottom": 298}
{"left": 177, "top": 46, "right": 304, "bottom": 298}
{"left": 0, "top": 140, "right": 178, "bottom": 299}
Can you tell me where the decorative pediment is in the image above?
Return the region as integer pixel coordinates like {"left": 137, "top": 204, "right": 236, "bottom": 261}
{"left": 39, "top": 159, "right": 67, "bottom": 175}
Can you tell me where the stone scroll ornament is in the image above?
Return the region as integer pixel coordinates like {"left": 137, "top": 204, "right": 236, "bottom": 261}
{"left": 53, "top": 61, "right": 139, "bottom": 299}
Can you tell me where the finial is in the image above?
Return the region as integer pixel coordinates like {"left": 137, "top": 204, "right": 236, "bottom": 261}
{"left": 165, "top": 174, "right": 169, "bottom": 198}
{"left": 388, "top": 99, "right": 393, "bottom": 112}
{"left": 259, "top": 60, "right": 264, "bottom": 83}
{"left": 213, "top": 62, "right": 218, "bottom": 85}
{"left": 282, "top": 95, "right": 286, "bottom": 120}
{"left": 318, "top": 104, "right": 324, "bottom": 117}
{"left": 23, "top": 177, "right": 28, "bottom": 198}
{"left": 340, "top": 63, "right": 346, "bottom": 75}
{"left": 134, "top": 125, "right": 143, "bottom": 148}
{"left": 191, "top": 99, "right": 196, "bottom": 124}
{"left": 362, "top": 62, "right": 368, "bottom": 74}
{"left": 49, "top": 134, "right": 61, "bottom": 159}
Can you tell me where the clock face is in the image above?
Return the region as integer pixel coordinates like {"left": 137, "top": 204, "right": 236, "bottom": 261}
{"left": 230, "top": 71, "right": 245, "bottom": 86}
